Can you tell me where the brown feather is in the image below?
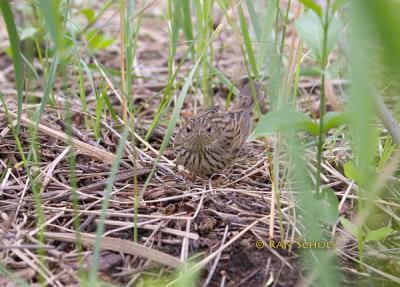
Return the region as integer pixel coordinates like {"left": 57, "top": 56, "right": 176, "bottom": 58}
{"left": 174, "top": 82, "right": 266, "bottom": 176}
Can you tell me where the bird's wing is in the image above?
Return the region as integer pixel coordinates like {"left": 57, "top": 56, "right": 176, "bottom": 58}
{"left": 210, "top": 111, "right": 251, "bottom": 157}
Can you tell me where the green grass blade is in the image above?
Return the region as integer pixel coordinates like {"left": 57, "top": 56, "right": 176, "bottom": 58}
{"left": 80, "top": 59, "right": 97, "bottom": 131}
{"left": 77, "top": 62, "right": 90, "bottom": 129}
{"left": 238, "top": 4, "right": 259, "bottom": 79}
{"left": 34, "top": 53, "right": 60, "bottom": 128}
{"left": 181, "top": 0, "right": 195, "bottom": 59}
{"left": 21, "top": 53, "right": 39, "bottom": 80}
{"left": 0, "top": 0, "right": 23, "bottom": 131}
{"left": 245, "top": 0, "right": 261, "bottom": 41}
{"left": 38, "top": 0, "right": 64, "bottom": 50}
{"left": 169, "top": 0, "right": 181, "bottom": 63}
{"left": 256, "top": 0, "right": 277, "bottom": 75}
{"left": 88, "top": 125, "right": 130, "bottom": 285}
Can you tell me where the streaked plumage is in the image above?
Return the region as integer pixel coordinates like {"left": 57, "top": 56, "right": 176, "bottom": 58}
{"left": 174, "top": 82, "right": 264, "bottom": 176}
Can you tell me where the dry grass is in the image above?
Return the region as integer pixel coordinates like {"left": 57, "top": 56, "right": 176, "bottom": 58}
{"left": 1, "top": 1, "right": 399, "bottom": 286}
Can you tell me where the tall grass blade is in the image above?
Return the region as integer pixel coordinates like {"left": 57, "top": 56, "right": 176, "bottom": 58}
{"left": 245, "top": 0, "right": 261, "bottom": 41}
{"left": 0, "top": 0, "right": 23, "bottom": 131}
{"left": 88, "top": 125, "right": 130, "bottom": 285}
{"left": 181, "top": 0, "right": 195, "bottom": 59}
{"left": 34, "top": 53, "right": 60, "bottom": 128}
{"left": 238, "top": 4, "right": 259, "bottom": 79}
{"left": 256, "top": 0, "right": 277, "bottom": 78}
{"left": 38, "top": 0, "right": 64, "bottom": 50}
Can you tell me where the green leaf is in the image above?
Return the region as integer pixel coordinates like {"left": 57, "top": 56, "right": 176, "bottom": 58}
{"left": 365, "top": 227, "right": 393, "bottom": 242}
{"left": 298, "top": 0, "right": 323, "bottom": 17}
{"left": 339, "top": 217, "right": 362, "bottom": 238}
{"left": 80, "top": 8, "right": 95, "bottom": 22}
{"left": 316, "top": 188, "right": 339, "bottom": 225}
{"left": 300, "top": 67, "right": 323, "bottom": 77}
{"left": 252, "top": 108, "right": 319, "bottom": 138}
{"left": 295, "top": 11, "right": 342, "bottom": 63}
{"left": 333, "top": 0, "right": 349, "bottom": 13}
{"left": 343, "top": 161, "right": 360, "bottom": 181}
{"left": 87, "top": 30, "right": 114, "bottom": 50}
{"left": 322, "top": 111, "right": 350, "bottom": 133}
{"left": 327, "top": 16, "right": 343, "bottom": 57}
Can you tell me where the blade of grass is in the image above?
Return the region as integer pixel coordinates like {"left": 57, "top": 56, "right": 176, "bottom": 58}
{"left": 64, "top": 102, "right": 84, "bottom": 280}
{"left": 0, "top": 94, "right": 27, "bottom": 166}
{"left": 256, "top": 0, "right": 277, "bottom": 78}
{"left": 94, "top": 85, "right": 105, "bottom": 140}
{"left": 125, "top": 0, "right": 145, "bottom": 113}
{"left": 238, "top": 4, "right": 259, "bottom": 79}
{"left": 123, "top": 0, "right": 145, "bottom": 243}
{"left": 119, "top": 0, "right": 127, "bottom": 121}
{"left": 168, "top": 0, "right": 181, "bottom": 84}
{"left": 0, "top": 0, "right": 24, "bottom": 131}
{"left": 38, "top": 0, "right": 63, "bottom": 50}
{"left": 80, "top": 59, "right": 97, "bottom": 132}
{"left": 33, "top": 53, "right": 60, "bottom": 129}
{"left": 205, "top": 0, "right": 214, "bottom": 106}
{"left": 315, "top": 4, "right": 333, "bottom": 194}
{"left": 181, "top": 0, "right": 195, "bottom": 60}
{"left": 245, "top": 0, "right": 261, "bottom": 41}
{"left": 77, "top": 61, "right": 91, "bottom": 130}
{"left": 88, "top": 125, "right": 130, "bottom": 285}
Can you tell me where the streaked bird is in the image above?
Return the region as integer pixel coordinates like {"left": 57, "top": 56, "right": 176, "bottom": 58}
{"left": 174, "top": 82, "right": 265, "bottom": 176}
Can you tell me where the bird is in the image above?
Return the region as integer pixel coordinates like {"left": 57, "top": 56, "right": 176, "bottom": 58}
{"left": 173, "top": 82, "right": 265, "bottom": 177}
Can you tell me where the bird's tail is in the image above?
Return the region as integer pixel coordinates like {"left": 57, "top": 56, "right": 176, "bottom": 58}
{"left": 229, "top": 82, "right": 265, "bottom": 112}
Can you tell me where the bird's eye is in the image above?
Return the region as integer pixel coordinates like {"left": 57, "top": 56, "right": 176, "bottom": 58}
{"left": 186, "top": 126, "right": 191, "bottom": 133}
{"left": 207, "top": 127, "right": 212, "bottom": 133}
